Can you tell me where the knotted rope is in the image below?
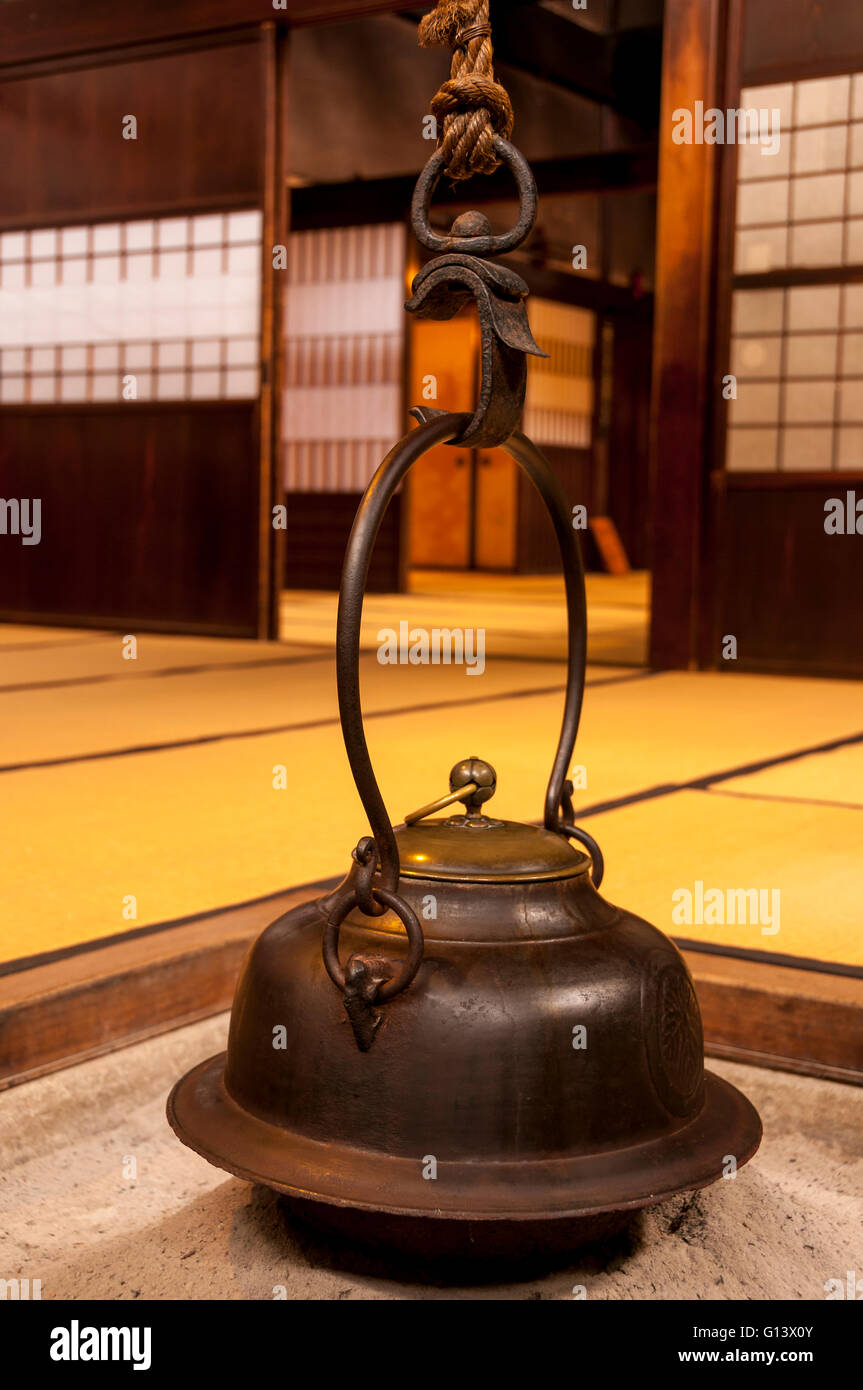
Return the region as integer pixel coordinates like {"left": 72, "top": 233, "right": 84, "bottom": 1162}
{"left": 419, "top": 0, "right": 514, "bottom": 182}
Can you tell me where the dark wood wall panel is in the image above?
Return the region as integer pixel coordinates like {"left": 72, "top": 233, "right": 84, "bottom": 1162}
{"left": 517, "top": 446, "right": 593, "bottom": 574}
{"left": 0, "top": 405, "right": 259, "bottom": 635}
{"left": 719, "top": 480, "right": 863, "bottom": 679}
{"left": 284, "top": 492, "right": 401, "bottom": 593}
{"left": 0, "top": 1, "right": 409, "bottom": 69}
{"left": 742, "top": 0, "right": 863, "bottom": 83}
{"left": 0, "top": 39, "right": 264, "bottom": 227}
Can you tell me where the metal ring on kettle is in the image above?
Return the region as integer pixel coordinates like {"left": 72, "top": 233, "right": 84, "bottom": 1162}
{"left": 323, "top": 887, "right": 424, "bottom": 1002}
{"left": 335, "top": 411, "right": 592, "bottom": 898}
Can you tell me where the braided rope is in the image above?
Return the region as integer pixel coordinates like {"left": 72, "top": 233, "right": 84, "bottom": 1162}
{"left": 419, "top": 0, "right": 514, "bottom": 182}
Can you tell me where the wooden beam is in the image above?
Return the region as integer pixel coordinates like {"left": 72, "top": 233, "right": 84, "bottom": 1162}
{"left": 485, "top": 4, "right": 614, "bottom": 107}
{"left": 401, "top": 3, "right": 617, "bottom": 108}
{"left": 735, "top": 266, "right": 863, "bottom": 291}
{"left": 648, "top": 0, "right": 725, "bottom": 670}
{"left": 683, "top": 950, "right": 863, "bottom": 1086}
{"left": 0, "top": 0, "right": 411, "bottom": 68}
{"left": 398, "top": 7, "right": 662, "bottom": 124}
{"left": 508, "top": 262, "right": 653, "bottom": 320}
{"left": 290, "top": 147, "right": 658, "bottom": 230}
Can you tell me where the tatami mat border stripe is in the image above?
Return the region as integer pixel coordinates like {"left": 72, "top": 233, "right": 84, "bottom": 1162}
{"left": 0, "top": 649, "right": 332, "bottom": 696}
{"left": 689, "top": 730, "right": 863, "bottom": 789}
{"left": 671, "top": 938, "right": 863, "bottom": 980}
{"left": 0, "top": 643, "right": 648, "bottom": 697}
{"left": 565, "top": 727, "right": 863, "bottom": 821}
{"left": 706, "top": 786, "right": 863, "bottom": 811}
{"left": 0, "top": 671, "right": 657, "bottom": 775}
{"left": 3, "top": 882, "right": 860, "bottom": 983}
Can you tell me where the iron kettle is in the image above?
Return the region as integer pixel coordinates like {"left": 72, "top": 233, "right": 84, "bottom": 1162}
{"left": 168, "top": 415, "right": 762, "bottom": 1258}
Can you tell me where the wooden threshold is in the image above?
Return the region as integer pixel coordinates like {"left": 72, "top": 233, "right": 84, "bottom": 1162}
{"left": 1, "top": 896, "right": 861, "bottom": 1090}
{"left": 682, "top": 948, "right": 863, "bottom": 1086}
{"left": 0, "top": 887, "right": 315, "bottom": 1092}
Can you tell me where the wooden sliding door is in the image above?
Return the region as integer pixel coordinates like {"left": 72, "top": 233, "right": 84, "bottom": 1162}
{"left": 405, "top": 317, "right": 478, "bottom": 569}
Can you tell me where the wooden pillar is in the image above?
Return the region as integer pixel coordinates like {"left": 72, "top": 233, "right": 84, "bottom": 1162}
{"left": 649, "top": 0, "right": 728, "bottom": 668}
{"left": 259, "top": 22, "right": 291, "bottom": 640}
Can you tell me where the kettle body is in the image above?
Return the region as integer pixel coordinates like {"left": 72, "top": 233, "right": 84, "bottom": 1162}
{"left": 170, "top": 834, "right": 760, "bottom": 1256}
{"left": 225, "top": 849, "right": 709, "bottom": 1164}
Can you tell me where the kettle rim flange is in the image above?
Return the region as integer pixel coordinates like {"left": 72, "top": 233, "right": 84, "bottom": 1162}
{"left": 167, "top": 1053, "right": 762, "bottom": 1224}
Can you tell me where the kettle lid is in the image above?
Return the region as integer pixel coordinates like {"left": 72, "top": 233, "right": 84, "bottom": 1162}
{"left": 396, "top": 757, "right": 590, "bottom": 884}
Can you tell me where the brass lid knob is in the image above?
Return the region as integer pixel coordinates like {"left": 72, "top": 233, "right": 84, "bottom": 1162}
{"left": 404, "top": 757, "right": 497, "bottom": 825}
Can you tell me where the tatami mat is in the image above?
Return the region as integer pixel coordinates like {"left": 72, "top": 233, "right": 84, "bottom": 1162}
{"left": 0, "top": 654, "right": 637, "bottom": 770}
{"left": 280, "top": 569, "right": 650, "bottom": 666}
{"left": 1, "top": 567, "right": 860, "bottom": 971}
{"left": 562, "top": 671, "right": 863, "bottom": 809}
{"left": 1, "top": 653, "right": 861, "bottom": 965}
{"left": 0, "top": 680, "right": 624, "bottom": 960}
{"left": 409, "top": 569, "right": 651, "bottom": 607}
{"left": 0, "top": 631, "right": 324, "bottom": 691}
{"left": 585, "top": 790, "right": 861, "bottom": 967}
{"left": 0, "top": 625, "right": 110, "bottom": 649}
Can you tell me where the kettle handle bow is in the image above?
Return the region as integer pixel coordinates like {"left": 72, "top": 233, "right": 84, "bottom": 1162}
{"left": 336, "top": 411, "right": 592, "bottom": 898}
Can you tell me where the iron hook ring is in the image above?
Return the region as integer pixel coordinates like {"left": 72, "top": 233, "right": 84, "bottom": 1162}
{"left": 411, "top": 135, "right": 538, "bottom": 256}
{"left": 324, "top": 887, "right": 424, "bottom": 1002}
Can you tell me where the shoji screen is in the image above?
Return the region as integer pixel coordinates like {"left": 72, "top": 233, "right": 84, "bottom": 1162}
{"left": 0, "top": 211, "right": 261, "bottom": 405}
{"left": 717, "top": 48, "right": 863, "bottom": 677}
{"left": 727, "top": 72, "right": 863, "bottom": 474}
{"left": 512, "top": 298, "right": 596, "bottom": 575}
{"left": 282, "top": 224, "right": 407, "bottom": 493}
{"left": 523, "top": 299, "right": 595, "bottom": 449}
